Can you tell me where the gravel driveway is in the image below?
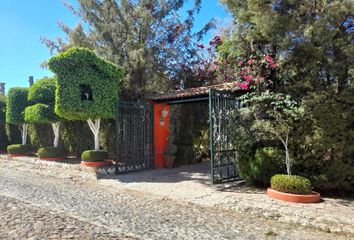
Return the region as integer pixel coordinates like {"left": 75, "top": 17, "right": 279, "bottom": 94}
{"left": 0, "top": 160, "right": 352, "bottom": 240}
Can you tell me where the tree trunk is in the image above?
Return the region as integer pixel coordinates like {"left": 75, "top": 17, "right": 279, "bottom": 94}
{"left": 19, "top": 123, "right": 28, "bottom": 145}
{"left": 52, "top": 123, "right": 60, "bottom": 148}
{"left": 87, "top": 119, "right": 100, "bottom": 151}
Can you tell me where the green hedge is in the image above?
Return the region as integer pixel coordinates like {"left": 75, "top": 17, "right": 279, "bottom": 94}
{"left": 0, "top": 95, "right": 9, "bottom": 149}
{"left": 25, "top": 104, "right": 58, "bottom": 124}
{"left": 28, "top": 77, "right": 56, "bottom": 105}
{"left": 37, "top": 147, "right": 66, "bottom": 158}
{"left": 7, "top": 144, "right": 31, "bottom": 155}
{"left": 239, "top": 147, "right": 285, "bottom": 187}
{"left": 271, "top": 174, "right": 312, "bottom": 195}
{"left": 6, "top": 88, "right": 30, "bottom": 125}
{"left": 81, "top": 150, "right": 109, "bottom": 162}
{"left": 48, "top": 47, "right": 123, "bottom": 121}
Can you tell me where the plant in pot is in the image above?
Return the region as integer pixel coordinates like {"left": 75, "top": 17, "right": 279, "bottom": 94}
{"left": 48, "top": 47, "right": 123, "bottom": 167}
{"left": 164, "top": 143, "right": 177, "bottom": 168}
{"left": 268, "top": 174, "right": 320, "bottom": 203}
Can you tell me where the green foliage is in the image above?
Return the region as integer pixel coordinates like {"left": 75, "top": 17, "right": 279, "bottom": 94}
{"left": 28, "top": 124, "right": 54, "bottom": 148}
{"left": 81, "top": 150, "right": 109, "bottom": 162}
{"left": 271, "top": 174, "right": 312, "bottom": 195}
{"left": 7, "top": 144, "right": 31, "bottom": 155}
{"left": 28, "top": 77, "right": 56, "bottom": 105}
{"left": 220, "top": 0, "right": 354, "bottom": 97}
{"left": 48, "top": 47, "right": 123, "bottom": 120}
{"left": 37, "top": 147, "right": 66, "bottom": 158}
{"left": 25, "top": 104, "right": 58, "bottom": 124}
{"left": 6, "top": 88, "right": 30, "bottom": 125}
{"left": 42, "top": 1, "right": 214, "bottom": 99}
{"left": 0, "top": 95, "right": 9, "bottom": 149}
{"left": 292, "top": 87, "right": 354, "bottom": 196}
{"left": 239, "top": 147, "right": 285, "bottom": 187}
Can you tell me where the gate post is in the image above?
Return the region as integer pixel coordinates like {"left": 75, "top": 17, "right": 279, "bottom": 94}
{"left": 153, "top": 103, "right": 170, "bottom": 168}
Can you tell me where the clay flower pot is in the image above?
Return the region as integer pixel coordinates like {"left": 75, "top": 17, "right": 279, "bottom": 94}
{"left": 80, "top": 160, "right": 112, "bottom": 167}
{"left": 164, "top": 155, "right": 175, "bottom": 168}
{"left": 267, "top": 188, "right": 321, "bottom": 203}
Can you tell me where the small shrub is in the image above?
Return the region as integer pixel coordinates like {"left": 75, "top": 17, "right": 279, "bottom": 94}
{"left": 239, "top": 147, "right": 285, "bottom": 187}
{"left": 37, "top": 147, "right": 66, "bottom": 158}
{"left": 271, "top": 174, "right": 312, "bottom": 194}
{"left": 81, "top": 150, "right": 109, "bottom": 162}
{"left": 7, "top": 144, "right": 31, "bottom": 155}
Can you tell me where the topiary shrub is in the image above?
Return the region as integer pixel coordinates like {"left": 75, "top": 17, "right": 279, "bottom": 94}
{"left": 7, "top": 144, "right": 31, "bottom": 155}
{"left": 37, "top": 147, "right": 67, "bottom": 158}
{"left": 239, "top": 147, "right": 285, "bottom": 187}
{"left": 6, "top": 87, "right": 30, "bottom": 145}
{"left": 0, "top": 95, "right": 9, "bottom": 150}
{"left": 81, "top": 150, "right": 109, "bottom": 162}
{"left": 271, "top": 174, "right": 312, "bottom": 195}
{"left": 48, "top": 47, "right": 123, "bottom": 151}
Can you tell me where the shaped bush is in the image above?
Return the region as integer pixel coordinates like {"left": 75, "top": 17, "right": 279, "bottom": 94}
{"left": 37, "top": 147, "right": 66, "bottom": 158}
{"left": 6, "top": 88, "right": 30, "bottom": 145}
{"left": 81, "top": 150, "right": 109, "bottom": 162}
{"left": 271, "top": 174, "right": 312, "bottom": 195}
{"left": 0, "top": 95, "right": 9, "bottom": 150}
{"left": 48, "top": 47, "right": 123, "bottom": 152}
{"left": 25, "top": 77, "right": 61, "bottom": 148}
{"left": 7, "top": 144, "right": 31, "bottom": 155}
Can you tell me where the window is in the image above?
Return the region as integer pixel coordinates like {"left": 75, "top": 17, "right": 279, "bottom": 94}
{"left": 80, "top": 84, "right": 93, "bottom": 101}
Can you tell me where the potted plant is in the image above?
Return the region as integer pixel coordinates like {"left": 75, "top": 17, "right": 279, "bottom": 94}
{"left": 267, "top": 174, "right": 321, "bottom": 203}
{"left": 164, "top": 143, "right": 177, "bottom": 168}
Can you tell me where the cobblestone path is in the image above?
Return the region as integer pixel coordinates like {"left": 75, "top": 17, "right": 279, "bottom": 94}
{"left": 0, "top": 164, "right": 351, "bottom": 240}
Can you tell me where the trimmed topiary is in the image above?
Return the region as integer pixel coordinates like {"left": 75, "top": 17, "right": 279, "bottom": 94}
{"left": 48, "top": 47, "right": 123, "bottom": 151}
{"left": 37, "top": 147, "right": 66, "bottom": 158}
{"left": 7, "top": 144, "right": 31, "bottom": 155}
{"left": 25, "top": 77, "right": 61, "bottom": 148}
{"left": 271, "top": 174, "right": 312, "bottom": 195}
{"left": 81, "top": 150, "right": 109, "bottom": 162}
{"left": 6, "top": 88, "right": 30, "bottom": 145}
{"left": 48, "top": 47, "right": 123, "bottom": 121}
{"left": 25, "top": 104, "right": 58, "bottom": 124}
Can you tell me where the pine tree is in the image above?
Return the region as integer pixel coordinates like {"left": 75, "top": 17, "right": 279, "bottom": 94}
{"left": 220, "top": 0, "right": 354, "bottom": 97}
{"left": 42, "top": 0, "right": 214, "bottom": 99}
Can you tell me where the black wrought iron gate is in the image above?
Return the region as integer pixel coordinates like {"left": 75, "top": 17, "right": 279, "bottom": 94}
{"left": 209, "top": 89, "right": 241, "bottom": 183}
{"left": 116, "top": 101, "right": 154, "bottom": 173}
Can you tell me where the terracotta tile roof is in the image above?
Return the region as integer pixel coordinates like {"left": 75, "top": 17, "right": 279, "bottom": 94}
{"left": 149, "top": 82, "right": 242, "bottom": 101}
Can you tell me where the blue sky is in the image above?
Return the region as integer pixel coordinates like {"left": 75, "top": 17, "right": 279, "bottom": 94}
{"left": 0, "top": 0, "right": 230, "bottom": 93}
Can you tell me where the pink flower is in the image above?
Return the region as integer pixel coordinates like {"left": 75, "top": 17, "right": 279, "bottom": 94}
{"left": 247, "top": 66, "right": 252, "bottom": 72}
{"left": 238, "top": 60, "right": 243, "bottom": 67}
{"left": 243, "top": 75, "right": 251, "bottom": 82}
{"left": 248, "top": 58, "right": 254, "bottom": 65}
{"left": 240, "top": 82, "right": 249, "bottom": 90}
{"left": 241, "top": 70, "right": 245, "bottom": 76}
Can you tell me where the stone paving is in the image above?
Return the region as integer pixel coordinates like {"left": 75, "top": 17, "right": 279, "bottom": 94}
{"left": 0, "top": 194, "right": 132, "bottom": 239}
{"left": 99, "top": 163, "right": 354, "bottom": 235}
{"left": 0, "top": 156, "right": 353, "bottom": 239}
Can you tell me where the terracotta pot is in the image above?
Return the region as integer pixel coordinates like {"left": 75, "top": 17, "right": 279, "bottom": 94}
{"left": 164, "top": 155, "right": 175, "bottom": 168}
{"left": 80, "top": 160, "right": 112, "bottom": 167}
{"left": 267, "top": 188, "right": 321, "bottom": 203}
